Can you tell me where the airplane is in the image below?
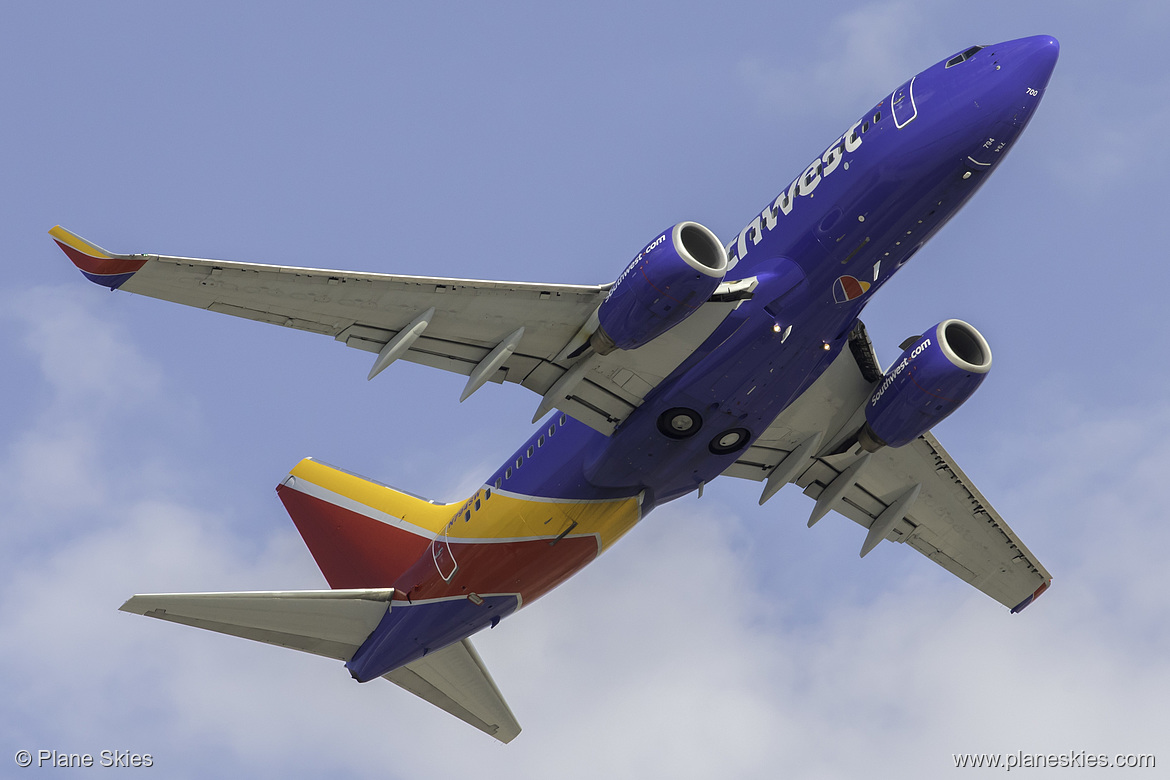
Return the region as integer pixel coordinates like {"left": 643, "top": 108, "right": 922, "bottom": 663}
{"left": 50, "top": 35, "right": 1058, "bottom": 743}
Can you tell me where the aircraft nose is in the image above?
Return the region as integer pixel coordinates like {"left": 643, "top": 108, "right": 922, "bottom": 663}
{"left": 1002, "top": 35, "right": 1060, "bottom": 93}
{"left": 953, "top": 36, "right": 1058, "bottom": 171}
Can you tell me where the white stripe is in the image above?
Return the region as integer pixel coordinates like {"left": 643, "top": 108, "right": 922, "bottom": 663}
{"left": 286, "top": 477, "right": 630, "bottom": 547}
{"left": 487, "top": 485, "right": 642, "bottom": 506}
{"left": 440, "top": 530, "right": 603, "bottom": 546}
{"left": 395, "top": 592, "right": 520, "bottom": 607}
{"left": 285, "top": 477, "right": 437, "bottom": 540}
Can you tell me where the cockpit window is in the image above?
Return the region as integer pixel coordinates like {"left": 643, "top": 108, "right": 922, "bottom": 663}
{"left": 945, "top": 45, "right": 985, "bottom": 68}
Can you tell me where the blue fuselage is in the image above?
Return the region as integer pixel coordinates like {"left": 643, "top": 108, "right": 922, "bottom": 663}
{"left": 347, "top": 36, "right": 1059, "bottom": 679}
{"left": 495, "top": 35, "right": 1058, "bottom": 511}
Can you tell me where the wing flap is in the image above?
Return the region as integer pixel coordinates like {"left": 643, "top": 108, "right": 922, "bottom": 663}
{"left": 384, "top": 639, "right": 521, "bottom": 743}
{"left": 208, "top": 302, "right": 341, "bottom": 334}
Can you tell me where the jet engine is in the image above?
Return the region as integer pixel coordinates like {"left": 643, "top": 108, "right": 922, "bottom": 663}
{"left": 858, "top": 319, "right": 992, "bottom": 451}
{"left": 590, "top": 221, "right": 727, "bottom": 354}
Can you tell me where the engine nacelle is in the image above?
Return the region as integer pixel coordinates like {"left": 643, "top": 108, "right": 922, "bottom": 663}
{"left": 858, "top": 319, "right": 992, "bottom": 451}
{"left": 591, "top": 222, "right": 727, "bottom": 354}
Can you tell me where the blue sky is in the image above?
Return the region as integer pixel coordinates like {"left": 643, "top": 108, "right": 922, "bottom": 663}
{"left": 4, "top": 2, "right": 1168, "bottom": 777}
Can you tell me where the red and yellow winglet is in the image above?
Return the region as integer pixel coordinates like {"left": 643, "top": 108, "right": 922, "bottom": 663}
{"left": 1010, "top": 578, "right": 1051, "bottom": 614}
{"left": 49, "top": 225, "right": 148, "bottom": 290}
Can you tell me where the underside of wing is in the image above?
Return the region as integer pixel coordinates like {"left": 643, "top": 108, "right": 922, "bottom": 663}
{"left": 724, "top": 322, "right": 1051, "bottom": 612}
{"left": 50, "top": 226, "right": 746, "bottom": 435}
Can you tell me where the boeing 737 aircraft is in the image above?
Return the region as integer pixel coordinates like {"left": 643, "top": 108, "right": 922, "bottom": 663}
{"left": 51, "top": 36, "right": 1058, "bottom": 743}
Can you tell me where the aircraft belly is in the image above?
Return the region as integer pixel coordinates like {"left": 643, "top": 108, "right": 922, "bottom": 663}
{"left": 575, "top": 116, "right": 994, "bottom": 506}
{"left": 346, "top": 594, "right": 521, "bottom": 682}
{"left": 582, "top": 320, "right": 844, "bottom": 504}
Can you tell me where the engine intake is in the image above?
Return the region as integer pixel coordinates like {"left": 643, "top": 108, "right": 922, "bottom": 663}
{"left": 591, "top": 222, "right": 727, "bottom": 354}
{"left": 858, "top": 319, "right": 992, "bottom": 451}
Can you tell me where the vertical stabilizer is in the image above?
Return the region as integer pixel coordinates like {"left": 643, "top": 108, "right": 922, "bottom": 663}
{"left": 277, "top": 458, "right": 454, "bottom": 589}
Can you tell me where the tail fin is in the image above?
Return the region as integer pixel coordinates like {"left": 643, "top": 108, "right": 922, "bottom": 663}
{"left": 277, "top": 458, "right": 454, "bottom": 589}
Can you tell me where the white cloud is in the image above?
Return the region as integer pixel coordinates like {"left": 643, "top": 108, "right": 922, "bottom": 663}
{"left": 5, "top": 3, "right": 1166, "bottom": 777}
{"left": 3, "top": 364, "right": 1167, "bottom": 779}
{"left": 737, "top": 1, "right": 944, "bottom": 121}
{"left": 4, "top": 280, "right": 1167, "bottom": 779}
{"left": 5, "top": 287, "right": 164, "bottom": 413}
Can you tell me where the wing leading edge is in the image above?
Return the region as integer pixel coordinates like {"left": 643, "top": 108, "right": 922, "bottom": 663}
{"left": 725, "top": 322, "right": 1051, "bottom": 612}
{"left": 49, "top": 226, "right": 744, "bottom": 435}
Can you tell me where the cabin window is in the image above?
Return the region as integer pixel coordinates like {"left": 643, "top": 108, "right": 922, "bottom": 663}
{"left": 494, "top": 478, "right": 501, "bottom": 489}
{"left": 527, "top": 446, "right": 534, "bottom": 458}
{"left": 516, "top": 456, "right": 523, "bottom": 469}
{"left": 505, "top": 467, "right": 512, "bottom": 479}
{"left": 559, "top": 414, "right": 566, "bottom": 425}
{"left": 538, "top": 435, "right": 545, "bottom": 448}
{"left": 474, "top": 500, "right": 480, "bottom": 511}
{"left": 465, "top": 510, "right": 471, "bottom": 521}
{"left": 548, "top": 425, "right": 556, "bottom": 437}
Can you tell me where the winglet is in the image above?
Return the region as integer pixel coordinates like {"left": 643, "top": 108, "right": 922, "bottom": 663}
{"left": 49, "top": 225, "right": 148, "bottom": 290}
{"left": 1009, "top": 578, "right": 1051, "bottom": 613}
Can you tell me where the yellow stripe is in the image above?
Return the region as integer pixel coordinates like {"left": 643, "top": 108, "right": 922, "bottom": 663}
{"left": 289, "top": 459, "right": 454, "bottom": 534}
{"left": 441, "top": 491, "right": 640, "bottom": 550}
{"left": 48, "top": 225, "right": 113, "bottom": 259}
{"left": 289, "top": 458, "right": 641, "bottom": 550}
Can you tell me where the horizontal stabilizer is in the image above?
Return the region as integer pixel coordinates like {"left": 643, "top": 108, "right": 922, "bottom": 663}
{"left": 385, "top": 639, "right": 522, "bottom": 743}
{"left": 121, "top": 588, "right": 522, "bottom": 742}
{"left": 119, "top": 588, "right": 394, "bottom": 661}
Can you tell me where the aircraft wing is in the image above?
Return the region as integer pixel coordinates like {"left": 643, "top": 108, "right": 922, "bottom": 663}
{"left": 50, "top": 225, "right": 744, "bottom": 435}
{"left": 723, "top": 323, "right": 1052, "bottom": 612}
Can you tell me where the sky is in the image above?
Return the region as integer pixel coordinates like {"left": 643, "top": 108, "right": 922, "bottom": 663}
{"left": 3, "top": 1, "right": 1168, "bottom": 777}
